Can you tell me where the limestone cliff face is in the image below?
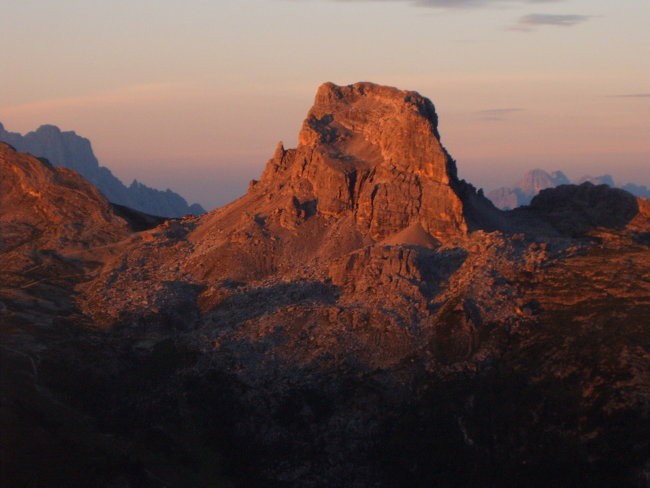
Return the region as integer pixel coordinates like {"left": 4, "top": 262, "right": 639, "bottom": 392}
{"left": 257, "top": 82, "right": 467, "bottom": 240}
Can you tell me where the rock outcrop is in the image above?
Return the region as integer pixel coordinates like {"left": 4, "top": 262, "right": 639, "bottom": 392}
{"left": 527, "top": 182, "right": 642, "bottom": 235}
{"left": 0, "top": 122, "right": 205, "bottom": 217}
{"left": 256, "top": 82, "right": 467, "bottom": 240}
{"left": 179, "top": 82, "right": 485, "bottom": 288}
{"left": 0, "top": 142, "right": 129, "bottom": 259}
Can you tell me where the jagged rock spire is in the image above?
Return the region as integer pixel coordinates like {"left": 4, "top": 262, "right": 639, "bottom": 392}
{"left": 257, "top": 82, "right": 467, "bottom": 240}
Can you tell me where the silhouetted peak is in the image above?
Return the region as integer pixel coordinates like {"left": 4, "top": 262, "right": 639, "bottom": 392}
{"left": 34, "top": 124, "right": 64, "bottom": 136}
{"left": 578, "top": 174, "right": 616, "bottom": 187}
{"left": 516, "top": 169, "right": 570, "bottom": 192}
{"left": 530, "top": 182, "right": 639, "bottom": 234}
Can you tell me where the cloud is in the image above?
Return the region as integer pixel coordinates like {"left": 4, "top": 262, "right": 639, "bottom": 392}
{"left": 414, "top": 0, "right": 563, "bottom": 6}
{"left": 510, "top": 13, "right": 591, "bottom": 30}
{"left": 308, "top": 0, "right": 566, "bottom": 9}
{"left": 610, "top": 93, "right": 650, "bottom": 99}
{"left": 476, "top": 108, "right": 525, "bottom": 121}
{"left": 0, "top": 83, "right": 188, "bottom": 116}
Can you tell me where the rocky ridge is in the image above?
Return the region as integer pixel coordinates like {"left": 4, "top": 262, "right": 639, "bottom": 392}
{"left": 0, "top": 142, "right": 128, "bottom": 270}
{"left": 1, "top": 82, "right": 649, "bottom": 488}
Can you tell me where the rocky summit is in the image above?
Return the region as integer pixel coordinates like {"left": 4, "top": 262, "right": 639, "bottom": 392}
{"left": 1, "top": 82, "right": 649, "bottom": 488}
{"left": 257, "top": 82, "right": 467, "bottom": 239}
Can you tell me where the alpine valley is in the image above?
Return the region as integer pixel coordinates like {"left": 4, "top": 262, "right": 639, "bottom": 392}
{"left": 2, "top": 82, "right": 649, "bottom": 488}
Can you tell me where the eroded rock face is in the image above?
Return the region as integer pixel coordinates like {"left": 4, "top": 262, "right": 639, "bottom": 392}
{"left": 257, "top": 82, "right": 467, "bottom": 240}
{"left": 182, "top": 82, "right": 476, "bottom": 286}
{"left": 0, "top": 142, "right": 128, "bottom": 258}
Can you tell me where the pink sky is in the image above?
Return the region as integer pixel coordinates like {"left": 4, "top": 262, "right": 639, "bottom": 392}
{"left": 1, "top": 0, "right": 648, "bottom": 208}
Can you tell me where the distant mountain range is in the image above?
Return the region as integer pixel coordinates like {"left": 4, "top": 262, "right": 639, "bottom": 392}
{"left": 0, "top": 122, "right": 204, "bottom": 217}
{"left": 487, "top": 168, "right": 650, "bottom": 210}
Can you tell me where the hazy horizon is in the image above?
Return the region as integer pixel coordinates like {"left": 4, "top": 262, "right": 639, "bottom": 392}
{"left": 1, "top": 0, "right": 648, "bottom": 209}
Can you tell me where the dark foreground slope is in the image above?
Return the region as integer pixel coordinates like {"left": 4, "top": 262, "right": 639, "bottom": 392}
{"left": 0, "top": 142, "right": 235, "bottom": 487}
{"left": 1, "top": 83, "right": 649, "bottom": 488}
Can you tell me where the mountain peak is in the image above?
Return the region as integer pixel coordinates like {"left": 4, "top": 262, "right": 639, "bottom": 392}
{"left": 34, "top": 124, "right": 65, "bottom": 136}
{"left": 516, "top": 168, "right": 570, "bottom": 191}
{"left": 298, "top": 81, "right": 447, "bottom": 179}
{"left": 578, "top": 174, "right": 616, "bottom": 187}
{"left": 256, "top": 81, "right": 466, "bottom": 240}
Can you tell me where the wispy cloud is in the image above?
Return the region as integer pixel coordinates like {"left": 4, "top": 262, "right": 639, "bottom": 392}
{"left": 510, "top": 13, "right": 591, "bottom": 31}
{"left": 308, "top": 0, "right": 566, "bottom": 9}
{"left": 453, "top": 39, "right": 491, "bottom": 43}
{"left": 413, "top": 0, "right": 554, "bottom": 7}
{"left": 609, "top": 93, "right": 650, "bottom": 99}
{"left": 0, "top": 83, "right": 188, "bottom": 116}
{"left": 476, "top": 108, "right": 525, "bottom": 121}
{"left": 419, "top": 0, "right": 566, "bottom": 6}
